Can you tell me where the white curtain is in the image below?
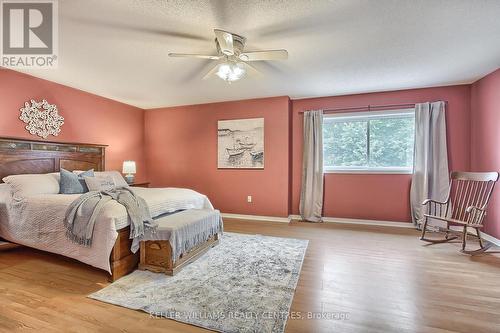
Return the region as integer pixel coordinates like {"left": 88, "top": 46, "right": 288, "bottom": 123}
{"left": 300, "top": 110, "right": 324, "bottom": 222}
{"left": 410, "top": 101, "right": 450, "bottom": 227}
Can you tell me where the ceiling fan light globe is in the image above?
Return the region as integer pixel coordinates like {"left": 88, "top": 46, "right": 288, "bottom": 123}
{"left": 215, "top": 62, "right": 246, "bottom": 82}
{"left": 217, "top": 63, "right": 231, "bottom": 75}
{"left": 233, "top": 64, "right": 245, "bottom": 76}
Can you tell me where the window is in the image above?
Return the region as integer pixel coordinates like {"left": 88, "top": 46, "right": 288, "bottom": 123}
{"left": 323, "top": 109, "right": 415, "bottom": 173}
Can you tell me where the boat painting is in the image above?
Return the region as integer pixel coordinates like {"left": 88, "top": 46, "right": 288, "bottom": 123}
{"left": 218, "top": 118, "right": 264, "bottom": 169}
{"left": 237, "top": 138, "right": 256, "bottom": 150}
{"left": 226, "top": 147, "right": 245, "bottom": 158}
{"left": 250, "top": 151, "right": 264, "bottom": 161}
{"left": 217, "top": 128, "right": 232, "bottom": 136}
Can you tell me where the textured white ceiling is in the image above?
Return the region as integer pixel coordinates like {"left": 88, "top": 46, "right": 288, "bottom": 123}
{"left": 15, "top": 0, "right": 500, "bottom": 108}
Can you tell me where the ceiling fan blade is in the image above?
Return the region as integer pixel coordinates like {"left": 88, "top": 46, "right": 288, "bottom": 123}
{"left": 202, "top": 64, "right": 220, "bottom": 80}
{"left": 251, "top": 61, "right": 285, "bottom": 76}
{"left": 178, "top": 59, "right": 215, "bottom": 83}
{"left": 169, "top": 53, "right": 222, "bottom": 60}
{"left": 239, "top": 50, "right": 288, "bottom": 61}
{"left": 241, "top": 62, "right": 261, "bottom": 77}
{"left": 214, "top": 29, "right": 234, "bottom": 55}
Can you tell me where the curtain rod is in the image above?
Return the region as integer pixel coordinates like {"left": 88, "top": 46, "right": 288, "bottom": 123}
{"left": 298, "top": 101, "right": 448, "bottom": 114}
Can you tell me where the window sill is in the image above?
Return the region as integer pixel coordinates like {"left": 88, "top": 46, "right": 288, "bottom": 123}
{"left": 324, "top": 169, "right": 413, "bottom": 175}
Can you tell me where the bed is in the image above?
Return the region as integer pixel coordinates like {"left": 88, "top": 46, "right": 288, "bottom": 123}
{"left": 0, "top": 137, "right": 216, "bottom": 281}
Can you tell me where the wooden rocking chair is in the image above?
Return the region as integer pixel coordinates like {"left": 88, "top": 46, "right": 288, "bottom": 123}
{"left": 420, "top": 171, "right": 499, "bottom": 254}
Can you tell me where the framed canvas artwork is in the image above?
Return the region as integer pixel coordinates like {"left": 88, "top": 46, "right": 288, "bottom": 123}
{"left": 218, "top": 118, "right": 264, "bottom": 169}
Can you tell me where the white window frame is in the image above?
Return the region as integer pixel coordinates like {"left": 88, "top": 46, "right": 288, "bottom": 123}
{"left": 323, "top": 108, "right": 415, "bottom": 174}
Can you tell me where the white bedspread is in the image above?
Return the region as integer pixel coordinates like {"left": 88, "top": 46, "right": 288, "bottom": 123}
{"left": 0, "top": 187, "right": 214, "bottom": 273}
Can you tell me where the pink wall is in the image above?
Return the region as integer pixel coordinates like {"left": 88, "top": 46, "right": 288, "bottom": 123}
{"left": 292, "top": 85, "right": 471, "bottom": 222}
{"left": 471, "top": 69, "right": 500, "bottom": 238}
{"left": 0, "top": 69, "right": 147, "bottom": 181}
{"left": 145, "top": 97, "right": 291, "bottom": 217}
{"left": 144, "top": 85, "right": 471, "bottom": 222}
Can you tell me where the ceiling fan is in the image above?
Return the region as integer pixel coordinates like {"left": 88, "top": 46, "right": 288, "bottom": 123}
{"left": 169, "top": 29, "right": 288, "bottom": 82}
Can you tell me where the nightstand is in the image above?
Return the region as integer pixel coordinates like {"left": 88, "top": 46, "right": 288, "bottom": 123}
{"left": 129, "top": 182, "right": 150, "bottom": 188}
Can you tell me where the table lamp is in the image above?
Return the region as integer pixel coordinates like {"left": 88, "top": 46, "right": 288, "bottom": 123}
{"left": 122, "top": 160, "right": 136, "bottom": 184}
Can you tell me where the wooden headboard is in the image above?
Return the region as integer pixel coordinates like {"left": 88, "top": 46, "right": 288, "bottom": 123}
{"left": 0, "top": 137, "right": 107, "bottom": 182}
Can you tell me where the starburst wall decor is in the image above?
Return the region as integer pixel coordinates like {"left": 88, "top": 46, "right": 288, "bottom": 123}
{"left": 19, "top": 99, "right": 64, "bottom": 139}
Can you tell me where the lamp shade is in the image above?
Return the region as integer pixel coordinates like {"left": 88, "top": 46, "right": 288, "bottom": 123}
{"left": 122, "top": 160, "right": 136, "bottom": 174}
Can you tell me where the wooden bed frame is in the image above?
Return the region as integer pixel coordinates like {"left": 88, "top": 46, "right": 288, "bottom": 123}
{"left": 0, "top": 137, "right": 138, "bottom": 281}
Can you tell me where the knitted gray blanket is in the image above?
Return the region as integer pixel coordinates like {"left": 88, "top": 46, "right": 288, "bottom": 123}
{"left": 64, "top": 187, "right": 156, "bottom": 246}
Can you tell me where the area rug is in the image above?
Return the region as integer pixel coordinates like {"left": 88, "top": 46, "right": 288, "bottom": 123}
{"left": 89, "top": 232, "right": 308, "bottom": 333}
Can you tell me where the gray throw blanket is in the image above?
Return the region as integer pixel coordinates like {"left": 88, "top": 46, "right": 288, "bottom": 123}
{"left": 64, "top": 187, "right": 157, "bottom": 246}
{"left": 131, "top": 209, "right": 223, "bottom": 256}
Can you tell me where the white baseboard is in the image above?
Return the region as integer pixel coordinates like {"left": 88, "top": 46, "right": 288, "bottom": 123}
{"left": 223, "top": 213, "right": 412, "bottom": 228}
{"left": 481, "top": 233, "right": 500, "bottom": 246}
{"left": 449, "top": 226, "right": 500, "bottom": 246}
{"left": 323, "top": 216, "right": 413, "bottom": 228}
{"left": 221, "top": 213, "right": 290, "bottom": 223}
{"left": 288, "top": 214, "right": 413, "bottom": 228}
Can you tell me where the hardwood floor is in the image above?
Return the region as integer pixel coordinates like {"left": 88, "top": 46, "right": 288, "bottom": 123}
{"left": 1, "top": 219, "right": 500, "bottom": 332}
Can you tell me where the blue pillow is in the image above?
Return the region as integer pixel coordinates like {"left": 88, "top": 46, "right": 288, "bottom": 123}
{"left": 59, "top": 168, "right": 94, "bottom": 194}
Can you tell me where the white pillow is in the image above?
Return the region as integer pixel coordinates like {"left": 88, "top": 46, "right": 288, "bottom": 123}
{"left": 2, "top": 174, "right": 60, "bottom": 198}
{"left": 96, "top": 171, "right": 129, "bottom": 188}
{"left": 49, "top": 172, "right": 61, "bottom": 182}
{"left": 74, "top": 170, "right": 128, "bottom": 188}
{"left": 84, "top": 175, "right": 116, "bottom": 192}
